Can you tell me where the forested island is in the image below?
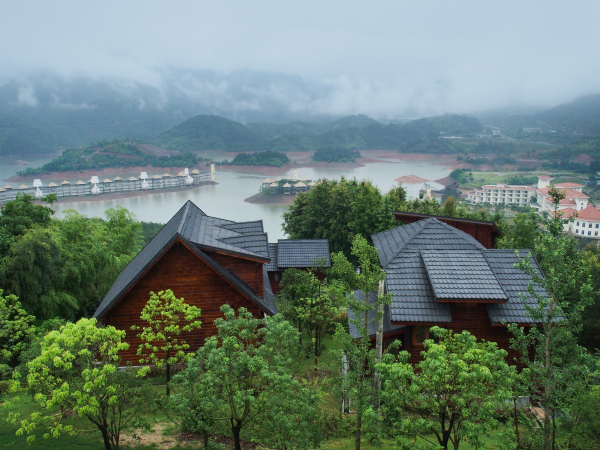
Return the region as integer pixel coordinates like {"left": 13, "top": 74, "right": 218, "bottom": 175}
{"left": 18, "top": 139, "right": 204, "bottom": 175}
{"left": 312, "top": 146, "right": 361, "bottom": 162}
{"left": 227, "top": 150, "right": 289, "bottom": 167}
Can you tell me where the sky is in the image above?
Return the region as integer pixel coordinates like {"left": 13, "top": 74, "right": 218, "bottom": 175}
{"left": 3, "top": 0, "right": 600, "bottom": 118}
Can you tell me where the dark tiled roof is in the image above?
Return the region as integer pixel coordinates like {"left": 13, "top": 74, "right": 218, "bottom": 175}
{"left": 421, "top": 250, "right": 507, "bottom": 301}
{"left": 372, "top": 219, "right": 483, "bottom": 267}
{"left": 266, "top": 243, "right": 278, "bottom": 272}
{"left": 93, "top": 200, "right": 275, "bottom": 319}
{"left": 268, "top": 239, "right": 331, "bottom": 270}
{"left": 262, "top": 265, "right": 277, "bottom": 315}
{"left": 373, "top": 219, "right": 545, "bottom": 325}
{"left": 177, "top": 203, "right": 269, "bottom": 261}
{"left": 385, "top": 252, "right": 452, "bottom": 323}
{"left": 484, "top": 250, "right": 545, "bottom": 324}
{"left": 347, "top": 290, "right": 405, "bottom": 339}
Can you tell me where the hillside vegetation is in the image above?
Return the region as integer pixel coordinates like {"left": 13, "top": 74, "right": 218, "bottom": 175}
{"left": 313, "top": 146, "right": 361, "bottom": 162}
{"left": 154, "top": 115, "right": 267, "bottom": 152}
{"left": 229, "top": 150, "right": 289, "bottom": 167}
{"left": 18, "top": 139, "right": 202, "bottom": 175}
{"left": 153, "top": 113, "right": 482, "bottom": 153}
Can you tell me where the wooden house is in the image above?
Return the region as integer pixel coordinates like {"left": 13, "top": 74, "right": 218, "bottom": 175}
{"left": 350, "top": 218, "right": 544, "bottom": 365}
{"left": 392, "top": 211, "right": 501, "bottom": 249}
{"left": 93, "top": 200, "right": 277, "bottom": 365}
{"left": 266, "top": 239, "right": 331, "bottom": 295}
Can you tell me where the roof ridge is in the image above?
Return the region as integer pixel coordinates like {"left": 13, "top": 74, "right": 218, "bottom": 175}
{"left": 177, "top": 201, "right": 191, "bottom": 234}
{"left": 384, "top": 218, "right": 437, "bottom": 263}
{"left": 373, "top": 220, "right": 426, "bottom": 267}
{"left": 480, "top": 249, "right": 511, "bottom": 301}
{"left": 434, "top": 220, "right": 485, "bottom": 250}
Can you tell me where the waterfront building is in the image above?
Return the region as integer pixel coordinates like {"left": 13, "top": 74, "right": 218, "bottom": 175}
{"left": 467, "top": 184, "right": 537, "bottom": 206}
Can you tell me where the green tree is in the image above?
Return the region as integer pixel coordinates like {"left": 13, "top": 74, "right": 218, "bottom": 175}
{"left": 330, "top": 235, "right": 390, "bottom": 450}
{"left": 0, "top": 291, "right": 35, "bottom": 370}
{"left": 283, "top": 177, "right": 386, "bottom": 257}
{"left": 0, "top": 193, "right": 53, "bottom": 238}
{"left": 497, "top": 211, "right": 540, "bottom": 250}
{"left": 132, "top": 289, "right": 202, "bottom": 396}
{"left": 294, "top": 271, "right": 344, "bottom": 358}
{"left": 508, "top": 186, "right": 596, "bottom": 450}
{"left": 277, "top": 268, "right": 314, "bottom": 345}
{"left": 379, "top": 328, "right": 515, "bottom": 450}
{"left": 11, "top": 318, "right": 151, "bottom": 450}
{"left": 175, "top": 305, "right": 308, "bottom": 450}
{"left": 0, "top": 208, "right": 144, "bottom": 320}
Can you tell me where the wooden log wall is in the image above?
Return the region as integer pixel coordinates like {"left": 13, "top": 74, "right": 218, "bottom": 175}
{"left": 104, "top": 241, "right": 264, "bottom": 365}
{"left": 401, "top": 303, "right": 523, "bottom": 367}
{"left": 205, "top": 251, "right": 264, "bottom": 298}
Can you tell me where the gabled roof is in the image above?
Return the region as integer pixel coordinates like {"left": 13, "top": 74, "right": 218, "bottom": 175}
{"left": 175, "top": 202, "right": 269, "bottom": 261}
{"left": 483, "top": 250, "right": 546, "bottom": 324}
{"left": 266, "top": 243, "right": 278, "bottom": 272}
{"left": 267, "top": 239, "right": 331, "bottom": 271}
{"left": 576, "top": 205, "right": 600, "bottom": 221}
{"left": 538, "top": 187, "right": 588, "bottom": 199}
{"left": 373, "top": 219, "right": 544, "bottom": 325}
{"left": 93, "top": 201, "right": 275, "bottom": 319}
{"left": 421, "top": 250, "right": 507, "bottom": 301}
{"left": 347, "top": 290, "right": 405, "bottom": 339}
{"left": 554, "top": 182, "right": 583, "bottom": 189}
{"left": 372, "top": 218, "right": 484, "bottom": 267}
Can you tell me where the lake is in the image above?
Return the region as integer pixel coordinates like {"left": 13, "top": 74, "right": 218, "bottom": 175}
{"left": 3, "top": 157, "right": 451, "bottom": 240}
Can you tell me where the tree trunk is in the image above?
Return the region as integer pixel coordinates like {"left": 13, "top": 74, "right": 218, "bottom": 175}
{"left": 203, "top": 430, "right": 209, "bottom": 448}
{"left": 232, "top": 421, "right": 242, "bottom": 450}
{"left": 513, "top": 397, "right": 521, "bottom": 448}
{"left": 355, "top": 414, "right": 361, "bottom": 450}
{"left": 99, "top": 425, "right": 114, "bottom": 450}
{"left": 166, "top": 347, "right": 171, "bottom": 396}
{"left": 374, "top": 279, "right": 384, "bottom": 411}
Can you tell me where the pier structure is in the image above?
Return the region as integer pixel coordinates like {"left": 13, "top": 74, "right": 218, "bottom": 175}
{"left": 0, "top": 166, "right": 214, "bottom": 204}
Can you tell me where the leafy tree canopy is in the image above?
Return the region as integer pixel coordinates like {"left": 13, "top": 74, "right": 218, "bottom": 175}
{"left": 380, "top": 327, "right": 515, "bottom": 450}
{"left": 11, "top": 318, "right": 152, "bottom": 450}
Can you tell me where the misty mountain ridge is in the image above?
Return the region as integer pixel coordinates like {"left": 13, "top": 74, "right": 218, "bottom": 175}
{"left": 153, "top": 113, "right": 481, "bottom": 152}
{"left": 1, "top": 72, "right": 600, "bottom": 155}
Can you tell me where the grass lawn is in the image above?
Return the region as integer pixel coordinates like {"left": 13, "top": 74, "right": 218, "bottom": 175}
{"left": 0, "top": 392, "right": 198, "bottom": 450}
{"left": 322, "top": 427, "right": 508, "bottom": 450}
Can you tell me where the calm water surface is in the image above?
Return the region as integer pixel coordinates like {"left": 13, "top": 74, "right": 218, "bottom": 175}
{"left": 5, "top": 158, "right": 451, "bottom": 240}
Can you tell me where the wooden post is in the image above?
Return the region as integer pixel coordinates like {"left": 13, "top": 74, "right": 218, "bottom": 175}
{"left": 374, "top": 278, "right": 384, "bottom": 411}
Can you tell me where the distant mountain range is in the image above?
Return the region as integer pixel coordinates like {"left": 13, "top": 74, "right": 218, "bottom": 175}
{"left": 153, "top": 114, "right": 482, "bottom": 152}
{"left": 1, "top": 72, "right": 600, "bottom": 155}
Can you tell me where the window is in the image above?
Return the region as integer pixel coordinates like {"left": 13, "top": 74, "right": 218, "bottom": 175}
{"left": 596, "top": 224, "right": 599, "bottom": 228}
{"left": 413, "top": 326, "right": 429, "bottom": 345}
{"left": 589, "top": 231, "right": 592, "bottom": 236}
{"left": 596, "top": 231, "right": 598, "bottom": 236}
{"left": 590, "top": 224, "right": 593, "bottom": 228}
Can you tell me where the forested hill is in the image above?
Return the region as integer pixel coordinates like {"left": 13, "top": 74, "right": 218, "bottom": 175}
{"left": 246, "top": 114, "right": 379, "bottom": 140}
{"left": 0, "top": 113, "right": 61, "bottom": 154}
{"left": 153, "top": 115, "right": 268, "bottom": 152}
{"left": 534, "top": 94, "right": 600, "bottom": 134}
{"left": 483, "top": 93, "right": 600, "bottom": 140}
{"left": 19, "top": 139, "right": 202, "bottom": 175}
{"left": 153, "top": 113, "right": 482, "bottom": 152}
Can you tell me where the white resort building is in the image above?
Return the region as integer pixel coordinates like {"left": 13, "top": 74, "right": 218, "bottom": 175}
{"left": 467, "top": 184, "right": 537, "bottom": 206}
{"left": 468, "top": 174, "right": 600, "bottom": 238}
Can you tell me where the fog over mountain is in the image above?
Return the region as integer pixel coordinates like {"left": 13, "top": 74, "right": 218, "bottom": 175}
{"left": 2, "top": 0, "right": 600, "bottom": 123}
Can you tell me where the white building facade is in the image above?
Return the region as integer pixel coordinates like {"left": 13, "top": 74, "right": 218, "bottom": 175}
{"left": 467, "top": 184, "right": 537, "bottom": 206}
